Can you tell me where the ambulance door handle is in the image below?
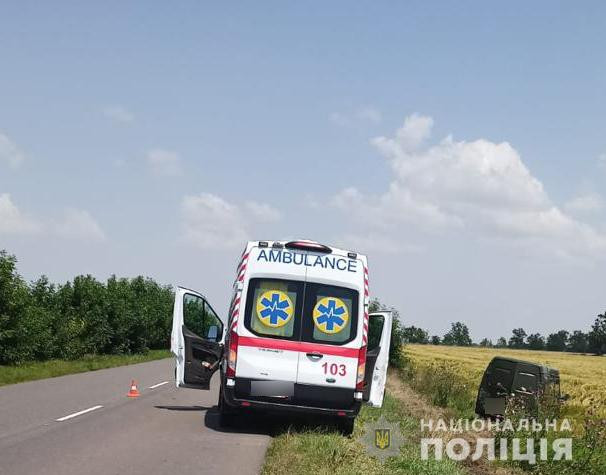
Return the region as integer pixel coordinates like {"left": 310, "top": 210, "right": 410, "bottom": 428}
{"left": 306, "top": 352, "right": 323, "bottom": 360}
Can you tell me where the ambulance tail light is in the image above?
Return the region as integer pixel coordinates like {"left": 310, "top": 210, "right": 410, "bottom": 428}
{"left": 226, "top": 330, "right": 239, "bottom": 378}
{"left": 356, "top": 346, "right": 367, "bottom": 390}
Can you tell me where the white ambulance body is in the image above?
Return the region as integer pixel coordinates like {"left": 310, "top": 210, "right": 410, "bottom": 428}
{"left": 171, "top": 240, "right": 392, "bottom": 433}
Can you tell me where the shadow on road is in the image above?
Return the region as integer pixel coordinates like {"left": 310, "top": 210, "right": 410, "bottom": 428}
{"left": 154, "top": 405, "right": 213, "bottom": 411}
{"left": 202, "top": 405, "right": 342, "bottom": 436}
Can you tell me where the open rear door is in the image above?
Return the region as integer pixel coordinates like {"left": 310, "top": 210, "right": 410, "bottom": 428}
{"left": 363, "top": 311, "right": 392, "bottom": 407}
{"left": 171, "top": 287, "right": 224, "bottom": 390}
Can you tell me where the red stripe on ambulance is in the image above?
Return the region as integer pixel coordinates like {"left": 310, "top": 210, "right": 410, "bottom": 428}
{"left": 237, "top": 253, "right": 250, "bottom": 283}
{"left": 238, "top": 336, "right": 359, "bottom": 358}
{"left": 362, "top": 265, "right": 369, "bottom": 345}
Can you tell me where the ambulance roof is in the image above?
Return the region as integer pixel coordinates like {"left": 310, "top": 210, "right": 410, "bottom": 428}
{"left": 246, "top": 240, "right": 367, "bottom": 261}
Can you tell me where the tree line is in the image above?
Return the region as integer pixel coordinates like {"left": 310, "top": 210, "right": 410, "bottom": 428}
{"left": 0, "top": 250, "right": 174, "bottom": 365}
{"left": 2, "top": 248, "right": 605, "bottom": 366}
{"left": 398, "top": 317, "right": 606, "bottom": 355}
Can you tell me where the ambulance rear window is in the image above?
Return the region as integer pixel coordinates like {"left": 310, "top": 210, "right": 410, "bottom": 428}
{"left": 244, "top": 278, "right": 303, "bottom": 340}
{"left": 301, "top": 283, "right": 358, "bottom": 345}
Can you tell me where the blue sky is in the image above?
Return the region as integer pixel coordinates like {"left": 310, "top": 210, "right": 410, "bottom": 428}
{"left": 1, "top": 1, "right": 605, "bottom": 340}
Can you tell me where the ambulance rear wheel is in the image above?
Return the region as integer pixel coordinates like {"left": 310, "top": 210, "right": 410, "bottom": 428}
{"left": 338, "top": 417, "right": 355, "bottom": 436}
{"left": 218, "top": 386, "right": 236, "bottom": 427}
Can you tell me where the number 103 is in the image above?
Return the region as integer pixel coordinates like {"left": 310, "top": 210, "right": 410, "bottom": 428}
{"left": 322, "top": 362, "right": 346, "bottom": 376}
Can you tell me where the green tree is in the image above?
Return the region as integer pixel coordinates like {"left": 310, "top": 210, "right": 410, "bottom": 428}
{"left": 567, "top": 330, "right": 589, "bottom": 353}
{"left": 369, "top": 298, "right": 404, "bottom": 366}
{"left": 401, "top": 325, "right": 429, "bottom": 344}
{"left": 26, "top": 275, "right": 57, "bottom": 359}
{"left": 526, "top": 333, "right": 545, "bottom": 350}
{"left": 546, "top": 330, "right": 569, "bottom": 352}
{"left": 430, "top": 335, "right": 441, "bottom": 345}
{"left": 0, "top": 251, "right": 38, "bottom": 364}
{"left": 0, "top": 249, "right": 174, "bottom": 364}
{"left": 52, "top": 281, "right": 87, "bottom": 359}
{"left": 442, "top": 322, "right": 472, "bottom": 346}
{"left": 479, "top": 338, "right": 492, "bottom": 347}
{"left": 588, "top": 311, "right": 606, "bottom": 355}
{"left": 72, "top": 275, "right": 111, "bottom": 355}
{"left": 508, "top": 328, "right": 527, "bottom": 349}
{"left": 496, "top": 337, "right": 508, "bottom": 348}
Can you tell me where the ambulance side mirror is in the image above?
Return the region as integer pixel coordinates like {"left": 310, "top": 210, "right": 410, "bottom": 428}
{"left": 206, "top": 325, "right": 219, "bottom": 341}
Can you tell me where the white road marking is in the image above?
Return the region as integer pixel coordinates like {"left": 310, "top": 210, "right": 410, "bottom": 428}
{"left": 149, "top": 381, "right": 169, "bottom": 389}
{"left": 56, "top": 405, "right": 103, "bottom": 422}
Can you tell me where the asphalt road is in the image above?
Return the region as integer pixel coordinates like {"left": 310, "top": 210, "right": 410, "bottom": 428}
{"left": 0, "top": 359, "right": 270, "bottom": 475}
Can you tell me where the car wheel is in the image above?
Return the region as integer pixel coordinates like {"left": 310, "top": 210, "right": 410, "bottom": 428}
{"left": 338, "top": 417, "right": 355, "bottom": 436}
{"left": 218, "top": 386, "right": 236, "bottom": 427}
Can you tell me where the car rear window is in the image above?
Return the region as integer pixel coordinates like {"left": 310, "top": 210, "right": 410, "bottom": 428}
{"left": 489, "top": 366, "right": 514, "bottom": 392}
{"left": 243, "top": 278, "right": 303, "bottom": 339}
{"left": 301, "top": 283, "right": 358, "bottom": 345}
{"left": 514, "top": 372, "right": 538, "bottom": 392}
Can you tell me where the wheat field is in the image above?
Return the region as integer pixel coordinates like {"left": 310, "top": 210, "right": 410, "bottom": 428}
{"left": 405, "top": 344, "right": 606, "bottom": 418}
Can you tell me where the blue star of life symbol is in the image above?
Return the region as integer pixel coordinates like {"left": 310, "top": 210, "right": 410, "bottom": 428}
{"left": 260, "top": 293, "right": 291, "bottom": 325}
{"left": 316, "top": 299, "right": 346, "bottom": 331}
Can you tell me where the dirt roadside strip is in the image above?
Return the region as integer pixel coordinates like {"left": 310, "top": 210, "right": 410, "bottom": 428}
{"left": 386, "top": 368, "right": 519, "bottom": 475}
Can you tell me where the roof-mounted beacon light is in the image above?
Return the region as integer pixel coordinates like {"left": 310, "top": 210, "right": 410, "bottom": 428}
{"left": 284, "top": 240, "right": 332, "bottom": 254}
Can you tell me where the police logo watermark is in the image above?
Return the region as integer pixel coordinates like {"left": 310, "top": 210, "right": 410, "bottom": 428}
{"left": 375, "top": 428, "right": 390, "bottom": 449}
{"left": 358, "top": 416, "right": 405, "bottom": 462}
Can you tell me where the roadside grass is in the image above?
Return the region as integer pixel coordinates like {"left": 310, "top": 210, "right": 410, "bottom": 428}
{"left": 398, "top": 355, "right": 476, "bottom": 420}
{"left": 0, "top": 350, "right": 171, "bottom": 386}
{"left": 262, "top": 389, "right": 465, "bottom": 475}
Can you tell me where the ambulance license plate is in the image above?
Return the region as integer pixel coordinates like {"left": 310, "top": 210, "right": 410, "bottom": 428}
{"left": 250, "top": 381, "right": 294, "bottom": 397}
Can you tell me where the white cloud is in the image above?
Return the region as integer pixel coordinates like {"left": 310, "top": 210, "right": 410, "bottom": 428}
{"left": 330, "top": 107, "right": 382, "bottom": 126}
{"left": 372, "top": 113, "right": 433, "bottom": 151}
{"left": 355, "top": 107, "right": 382, "bottom": 124}
{"left": 331, "top": 187, "right": 365, "bottom": 209}
{"left": 564, "top": 193, "right": 604, "bottom": 214}
{"left": 53, "top": 209, "right": 106, "bottom": 241}
{"left": 0, "top": 133, "right": 26, "bottom": 168}
{"left": 181, "top": 193, "right": 282, "bottom": 250}
{"left": 333, "top": 114, "right": 606, "bottom": 259}
{"left": 335, "top": 233, "right": 423, "bottom": 254}
{"left": 102, "top": 105, "right": 134, "bottom": 123}
{"left": 0, "top": 194, "right": 106, "bottom": 242}
{"left": 244, "top": 201, "right": 281, "bottom": 222}
{"left": 329, "top": 112, "right": 350, "bottom": 127}
{"left": 181, "top": 193, "right": 246, "bottom": 249}
{"left": 0, "top": 193, "right": 40, "bottom": 234}
{"left": 146, "top": 149, "right": 182, "bottom": 177}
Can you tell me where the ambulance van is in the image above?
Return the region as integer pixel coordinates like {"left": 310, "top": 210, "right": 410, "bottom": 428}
{"left": 170, "top": 240, "right": 392, "bottom": 434}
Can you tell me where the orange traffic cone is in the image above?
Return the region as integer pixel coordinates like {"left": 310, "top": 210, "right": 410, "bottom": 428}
{"left": 127, "top": 380, "right": 140, "bottom": 398}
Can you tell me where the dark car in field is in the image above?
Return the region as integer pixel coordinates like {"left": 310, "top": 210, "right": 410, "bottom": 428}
{"left": 475, "top": 357, "right": 565, "bottom": 418}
